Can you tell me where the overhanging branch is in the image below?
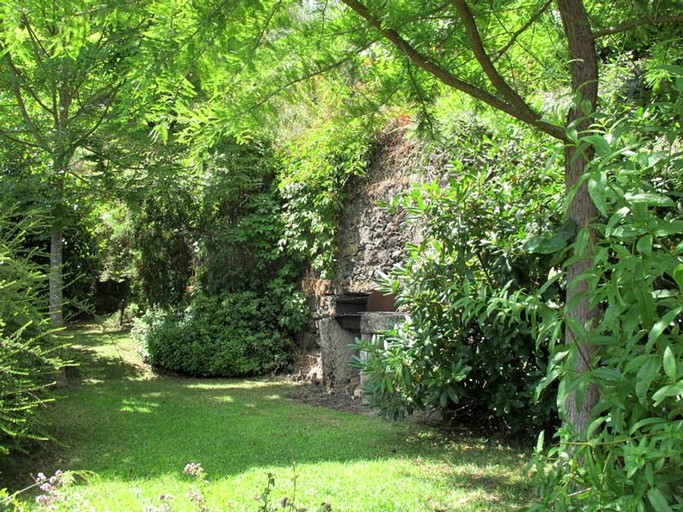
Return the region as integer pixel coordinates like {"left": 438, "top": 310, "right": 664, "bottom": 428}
{"left": 340, "top": 0, "right": 566, "bottom": 141}
{"left": 592, "top": 14, "right": 683, "bottom": 39}
{"left": 493, "top": 0, "right": 553, "bottom": 62}
{"left": 451, "top": 0, "right": 550, "bottom": 131}
{"left": 3, "top": 51, "right": 49, "bottom": 149}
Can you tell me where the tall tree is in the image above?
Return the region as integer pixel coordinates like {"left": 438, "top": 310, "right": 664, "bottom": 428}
{"left": 306, "top": 0, "right": 682, "bottom": 434}
{"left": 0, "top": 0, "right": 149, "bottom": 325}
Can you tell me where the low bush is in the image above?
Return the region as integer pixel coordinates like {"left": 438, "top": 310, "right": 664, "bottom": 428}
{"left": 353, "top": 120, "right": 562, "bottom": 437}
{"left": 134, "top": 291, "right": 293, "bottom": 377}
{"left": 0, "top": 213, "right": 64, "bottom": 456}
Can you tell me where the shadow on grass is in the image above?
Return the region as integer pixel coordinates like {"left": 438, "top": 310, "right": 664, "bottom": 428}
{"left": 57, "top": 326, "right": 147, "bottom": 382}
{"left": 1, "top": 325, "right": 530, "bottom": 506}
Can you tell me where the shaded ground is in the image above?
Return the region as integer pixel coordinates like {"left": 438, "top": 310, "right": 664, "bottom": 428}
{"left": 1, "top": 324, "right": 532, "bottom": 511}
{"left": 286, "top": 384, "right": 368, "bottom": 415}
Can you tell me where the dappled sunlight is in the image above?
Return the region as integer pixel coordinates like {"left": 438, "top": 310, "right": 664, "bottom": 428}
{"left": 183, "top": 379, "right": 291, "bottom": 391}
{"left": 3, "top": 327, "right": 530, "bottom": 510}
{"left": 212, "top": 395, "right": 235, "bottom": 403}
{"left": 48, "top": 455, "right": 529, "bottom": 512}
{"left": 119, "top": 398, "right": 159, "bottom": 414}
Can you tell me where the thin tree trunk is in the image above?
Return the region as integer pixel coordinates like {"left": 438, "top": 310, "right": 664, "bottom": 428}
{"left": 557, "top": 0, "right": 600, "bottom": 436}
{"left": 49, "top": 222, "right": 64, "bottom": 327}
{"left": 49, "top": 161, "right": 67, "bottom": 328}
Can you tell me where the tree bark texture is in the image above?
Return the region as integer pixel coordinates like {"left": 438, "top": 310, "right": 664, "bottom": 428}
{"left": 557, "top": 0, "right": 600, "bottom": 436}
{"left": 49, "top": 222, "right": 64, "bottom": 327}
{"left": 49, "top": 163, "right": 68, "bottom": 328}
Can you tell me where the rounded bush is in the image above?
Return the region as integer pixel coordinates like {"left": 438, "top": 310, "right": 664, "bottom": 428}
{"left": 134, "top": 291, "right": 293, "bottom": 377}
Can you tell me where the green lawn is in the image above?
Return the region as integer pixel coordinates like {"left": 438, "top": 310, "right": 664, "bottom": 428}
{"left": 1, "top": 325, "right": 531, "bottom": 511}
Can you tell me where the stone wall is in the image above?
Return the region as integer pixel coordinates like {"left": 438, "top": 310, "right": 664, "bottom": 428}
{"left": 334, "top": 125, "right": 426, "bottom": 292}
{"left": 297, "top": 123, "right": 447, "bottom": 386}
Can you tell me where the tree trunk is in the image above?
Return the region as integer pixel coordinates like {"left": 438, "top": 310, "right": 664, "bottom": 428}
{"left": 49, "top": 222, "right": 64, "bottom": 327}
{"left": 557, "top": 0, "right": 600, "bottom": 436}
{"left": 49, "top": 163, "right": 67, "bottom": 328}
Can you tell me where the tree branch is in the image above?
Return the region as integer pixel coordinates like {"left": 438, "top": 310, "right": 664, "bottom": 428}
{"left": 0, "top": 127, "right": 45, "bottom": 150}
{"left": 248, "top": 53, "right": 358, "bottom": 112}
{"left": 450, "top": 1, "right": 545, "bottom": 127}
{"left": 3, "top": 51, "right": 48, "bottom": 149}
{"left": 493, "top": 0, "right": 553, "bottom": 62}
{"left": 340, "top": 0, "right": 566, "bottom": 141}
{"left": 19, "top": 17, "right": 58, "bottom": 117}
{"left": 592, "top": 14, "right": 683, "bottom": 39}
{"left": 71, "top": 83, "right": 124, "bottom": 149}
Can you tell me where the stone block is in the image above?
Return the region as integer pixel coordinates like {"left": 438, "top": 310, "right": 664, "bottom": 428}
{"left": 360, "top": 311, "right": 406, "bottom": 338}
{"left": 317, "top": 317, "right": 359, "bottom": 391}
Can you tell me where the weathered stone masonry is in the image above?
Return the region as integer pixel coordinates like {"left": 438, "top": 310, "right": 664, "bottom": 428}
{"left": 298, "top": 124, "right": 448, "bottom": 390}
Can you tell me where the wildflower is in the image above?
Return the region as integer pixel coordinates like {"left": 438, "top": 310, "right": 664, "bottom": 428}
{"left": 186, "top": 489, "right": 205, "bottom": 505}
{"left": 183, "top": 462, "right": 204, "bottom": 477}
{"left": 35, "top": 494, "right": 53, "bottom": 506}
{"left": 36, "top": 473, "right": 47, "bottom": 482}
{"left": 40, "top": 483, "right": 52, "bottom": 493}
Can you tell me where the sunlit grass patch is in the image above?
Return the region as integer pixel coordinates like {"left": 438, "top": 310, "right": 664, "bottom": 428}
{"left": 2, "top": 325, "right": 531, "bottom": 511}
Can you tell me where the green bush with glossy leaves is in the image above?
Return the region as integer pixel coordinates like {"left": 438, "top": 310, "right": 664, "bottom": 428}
{"left": 529, "top": 82, "right": 683, "bottom": 511}
{"left": 353, "top": 119, "right": 563, "bottom": 436}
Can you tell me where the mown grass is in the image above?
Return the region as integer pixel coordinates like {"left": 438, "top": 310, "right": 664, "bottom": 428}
{"left": 1, "top": 325, "right": 532, "bottom": 511}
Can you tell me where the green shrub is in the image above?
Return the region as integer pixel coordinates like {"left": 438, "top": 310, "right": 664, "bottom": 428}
{"left": 0, "top": 213, "right": 64, "bottom": 456}
{"left": 353, "top": 120, "right": 562, "bottom": 436}
{"left": 529, "top": 100, "right": 683, "bottom": 510}
{"left": 134, "top": 291, "right": 293, "bottom": 377}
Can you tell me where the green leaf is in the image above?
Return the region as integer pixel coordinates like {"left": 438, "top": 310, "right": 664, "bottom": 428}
{"left": 656, "top": 64, "right": 683, "bottom": 75}
{"left": 653, "top": 220, "right": 683, "bottom": 237}
{"left": 676, "top": 77, "right": 683, "bottom": 93}
{"left": 625, "top": 193, "right": 675, "bottom": 207}
{"left": 629, "top": 417, "right": 664, "bottom": 435}
{"left": 588, "top": 172, "right": 608, "bottom": 215}
{"left": 663, "top": 346, "right": 676, "bottom": 382}
{"left": 648, "top": 308, "right": 682, "bottom": 348}
{"left": 647, "top": 487, "right": 673, "bottom": 512}
{"left": 672, "top": 264, "right": 683, "bottom": 290}
{"left": 652, "top": 384, "right": 683, "bottom": 407}
{"left": 535, "top": 430, "right": 545, "bottom": 453}
{"left": 636, "top": 234, "right": 652, "bottom": 255}
{"left": 636, "top": 358, "right": 660, "bottom": 402}
{"left": 524, "top": 221, "right": 576, "bottom": 255}
{"left": 583, "top": 135, "right": 611, "bottom": 157}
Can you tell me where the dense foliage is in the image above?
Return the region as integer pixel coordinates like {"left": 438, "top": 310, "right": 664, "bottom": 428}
{"left": 354, "top": 117, "right": 563, "bottom": 435}
{"left": 0, "top": 214, "right": 63, "bottom": 456}
{"left": 135, "top": 291, "right": 292, "bottom": 377}
{"left": 277, "top": 118, "right": 372, "bottom": 276}
{"left": 133, "top": 139, "right": 306, "bottom": 377}
{"left": 2, "top": 0, "right": 683, "bottom": 509}
{"left": 528, "top": 75, "right": 683, "bottom": 510}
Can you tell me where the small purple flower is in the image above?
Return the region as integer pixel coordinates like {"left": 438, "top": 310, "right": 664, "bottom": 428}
{"left": 36, "top": 472, "right": 47, "bottom": 482}
{"left": 40, "top": 482, "right": 52, "bottom": 492}
{"left": 35, "top": 494, "right": 55, "bottom": 507}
